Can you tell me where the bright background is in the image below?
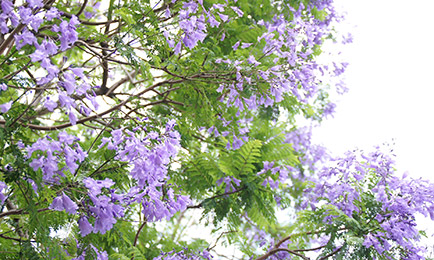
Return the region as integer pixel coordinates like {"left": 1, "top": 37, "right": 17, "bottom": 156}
{"left": 312, "top": 0, "right": 434, "bottom": 253}
{"left": 314, "top": 0, "right": 434, "bottom": 180}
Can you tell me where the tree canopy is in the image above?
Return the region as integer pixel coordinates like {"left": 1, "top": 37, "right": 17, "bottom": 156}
{"left": 0, "top": 0, "right": 433, "bottom": 259}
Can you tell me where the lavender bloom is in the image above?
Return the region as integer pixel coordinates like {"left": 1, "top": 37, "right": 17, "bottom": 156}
{"left": 44, "top": 97, "right": 58, "bottom": 111}
{"left": 78, "top": 216, "right": 93, "bottom": 236}
{"left": 0, "top": 181, "right": 7, "bottom": 204}
{"left": 49, "top": 192, "right": 78, "bottom": 214}
{"left": 218, "top": 12, "right": 228, "bottom": 22}
{"left": 41, "top": 58, "right": 60, "bottom": 78}
{"left": 83, "top": 177, "right": 115, "bottom": 195}
{"left": 18, "top": 6, "right": 33, "bottom": 24}
{"left": 56, "top": 15, "right": 80, "bottom": 51}
{"left": 26, "top": 133, "right": 87, "bottom": 182}
{"left": 27, "top": 0, "right": 44, "bottom": 9}
{"left": 231, "top": 6, "right": 244, "bottom": 17}
{"left": 232, "top": 40, "right": 240, "bottom": 51}
{"left": 1, "top": 0, "right": 13, "bottom": 14}
{"left": 14, "top": 29, "right": 37, "bottom": 49}
{"left": 217, "top": 176, "right": 241, "bottom": 193}
{"left": 241, "top": 42, "right": 252, "bottom": 48}
{"left": 0, "top": 14, "right": 8, "bottom": 34}
{"left": 232, "top": 134, "right": 244, "bottom": 150}
{"left": 0, "top": 101, "right": 12, "bottom": 113}
{"left": 207, "top": 13, "right": 220, "bottom": 27}
{"left": 91, "top": 245, "right": 108, "bottom": 260}
{"left": 45, "top": 7, "right": 61, "bottom": 20}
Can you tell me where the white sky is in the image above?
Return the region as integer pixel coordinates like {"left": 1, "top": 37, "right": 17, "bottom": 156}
{"left": 313, "top": 0, "right": 434, "bottom": 180}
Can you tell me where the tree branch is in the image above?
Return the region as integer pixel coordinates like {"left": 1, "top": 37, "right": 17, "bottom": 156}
{"left": 255, "top": 248, "right": 310, "bottom": 260}
{"left": 0, "top": 207, "right": 50, "bottom": 219}
{"left": 187, "top": 188, "right": 245, "bottom": 209}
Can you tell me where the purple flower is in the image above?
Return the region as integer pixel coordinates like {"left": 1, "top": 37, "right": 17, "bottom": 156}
{"left": 165, "top": 7, "right": 171, "bottom": 18}
{"left": 78, "top": 216, "right": 93, "bottom": 236}
{"left": 45, "top": 8, "right": 61, "bottom": 20}
{"left": 49, "top": 192, "right": 78, "bottom": 214}
{"left": 0, "top": 101, "right": 12, "bottom": 113}
{"left": 231, "top": 6, "right": 244, "bottom": 17}
{"left": 207, "top": 14, "right": 220, "bottom": 27}
{"left": 41, "top": 58, "right": 60, "bottom": 77}
{"left": 44, "top": 97, "right": 58, "bottom": 111}
{"left": 91, "top": 246, "right": 108, "bottom": 260}
{"left": 70, "top": 67, "right": 86, "bottom": 80}
{"left": 174, "top": 41, "right": 182, "bottom": 54}
{"left": 232, "top": 134, "right": 244, "bottom": 150}
{"left": 212, "top": 4, "right": 225, "bottom": 12}
{"left": 241, "top": 42, "right": 252, "bottom": 48}
{"left": 1, "top": 0, "right": 13, "bottom": 14}
{"left": 14, "top": 30, "right": 37, "bottom": 49}
{"left": 58, "top": 16, "right": 79, "bottom": 51}
{"left": 218, "top": 13, "right": 228, "bottom": 22}
{"left": 0, "top": 15, "right": 8, "bottom": 34}
{"left": 30, "top": 49, "right": 47, "bottom": 62}
{"left": 83, "top": 177, "right": 115, "bottom": 195}
{"left": 29, "top": 14, "right": 43, "bottom": 31}
{"left": 232, "top": 41, "right": 240, "bottom": 51}
{"left": 62, "top": 192, "right": 78, "bottom": 214}
{"left": 27, "top": 0, "right": 44, "bottom": 8}
{"left": 18, "top": 6, "right": 33, "bottom": 24}
{"left": 59, "top": 92, "right": 76, "bottom": 109}
{"left": 60, "top": 72, "right": 77, "bottom": 94}
{"left": 0, "top": 181, "right": 7, "bottom": 204}
{"left": 69, "top": 111, "right": 77, "bottom": 125}
{"left": 41, "top": 40, "right": 58, "bottom": 55}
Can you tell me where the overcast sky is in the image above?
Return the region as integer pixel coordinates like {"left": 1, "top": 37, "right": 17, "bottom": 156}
{"left": 313, "top": 0, "right": 434, "bottom": 180}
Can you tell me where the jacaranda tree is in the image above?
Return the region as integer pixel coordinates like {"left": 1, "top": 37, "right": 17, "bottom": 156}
{"left": 0, "top": 0, "right": 433, "bottom": 259}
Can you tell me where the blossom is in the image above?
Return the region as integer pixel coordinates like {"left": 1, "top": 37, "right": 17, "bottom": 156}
{"left": 231, "top": 6, "right": 244, "bottom": 17}
{"left": 27, "top": 0, "right": 44, "bottom": 9}
{"left": 83, "top": 177, "right": 115, "bottom": 195}
{"left": 14, "top": 29, "right": 37, "bottom": 49}
{"left": 0, "top": 181, "right": 7, "bottom": 204}
{"left": 49, "top": 192, "right": 78, "bottom": 214}
{"left": 1, "top": 0, "right": 13, "bottom": 14}
{"left": 45, "top": 7, "right": 61, "bottom": 20}
{"left": 44, "top": 97, "right": 58, "bottom": 111}
{"left": 218, "top": 12, "right": 228, "bottom": 22}
{"left": 0, "top": 101, "right": 12, "bottom": 113}
{"left": 78, "top": 216, "right": 93, "bottom": 236}
{"left": 232, "top": 40, "right": 240, "bottom": 50}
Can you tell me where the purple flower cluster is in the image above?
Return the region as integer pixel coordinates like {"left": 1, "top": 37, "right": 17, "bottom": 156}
{"left": 205, "top": 116, "right": 252, "bottom": 151}
{"left": 216, "top": 176, "right": 241, "bottom": 193}
{"left": 26, "top": 132, "right": 87, "bottom": 183}
{"left": 98, "top": 120, "right": 191, "bottom": 222}
{"left": 153, "top": 248, "right": 212, "bottom": 260}
{"left": 284, "top": 126, "right": 329, "bottom": 172}
{"left": 211, "top": 3, "right": 341, "bottom": 116}
{"left": 308, "top": 147, "right": 434, "bottom": 259}
{"left": 0, "top": 0, "right": 99, "bottom": 125}
{"left": 78, "top": 177, "right": 125, "bottom": 236}
{"left": 257, "top": 161, "right": 289, "bottom": 190}
{"left": 164, "top": 1, "right": 244, "bottom": 54}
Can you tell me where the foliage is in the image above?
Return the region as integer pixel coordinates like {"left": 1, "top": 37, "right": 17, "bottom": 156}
{"left": 0, "top": 0, "right": 432, "bottom": 259}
